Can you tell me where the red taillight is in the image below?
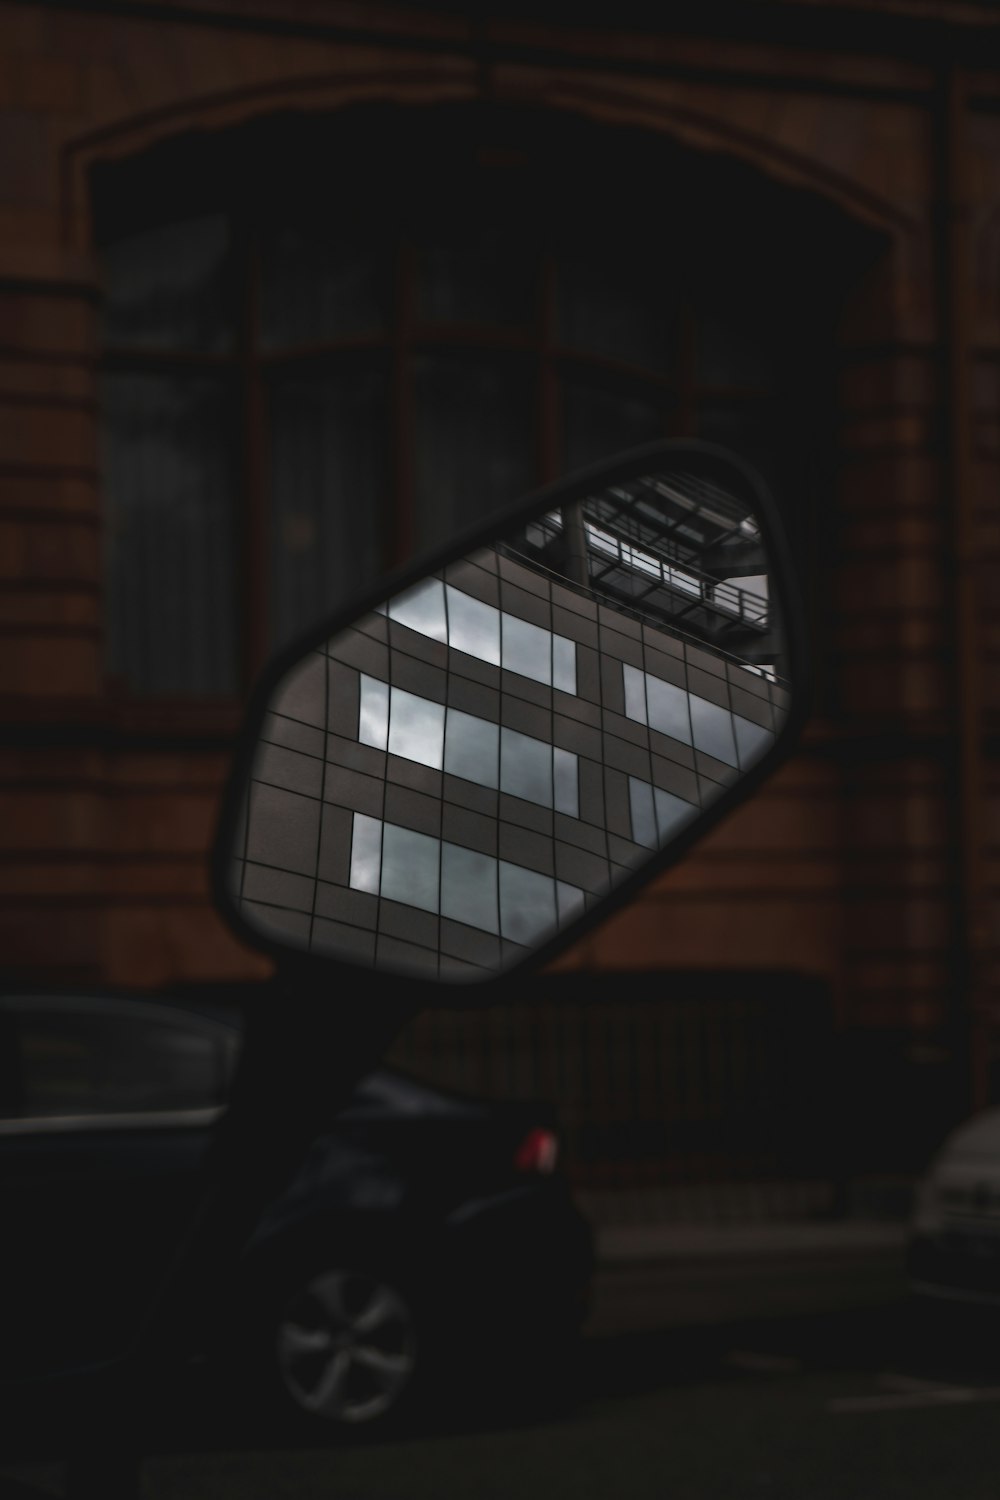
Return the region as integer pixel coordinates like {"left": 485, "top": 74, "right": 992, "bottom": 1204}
{"left": 514, "top": 1127, "right": 559, "bottom": 1174}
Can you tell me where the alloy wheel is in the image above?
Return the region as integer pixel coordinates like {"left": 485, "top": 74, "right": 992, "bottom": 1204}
{"left": 275, "top": 1269, "right": 418, "bottom": 1425}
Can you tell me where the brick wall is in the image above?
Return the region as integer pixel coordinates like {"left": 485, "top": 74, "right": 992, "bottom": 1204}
{"left": 0, "top": 1, "right": 996, "bottom": 1105}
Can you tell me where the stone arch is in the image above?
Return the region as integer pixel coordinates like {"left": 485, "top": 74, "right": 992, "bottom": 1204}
{"left": 60, "top": 60, "right": 914, "bottom": 251}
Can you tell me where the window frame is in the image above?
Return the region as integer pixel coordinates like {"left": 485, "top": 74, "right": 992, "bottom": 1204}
{"left": 95, "top": 112, "right": 818, "bottom": 714}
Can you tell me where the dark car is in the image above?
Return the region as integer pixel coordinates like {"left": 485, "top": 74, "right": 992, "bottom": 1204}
{"left": 0, "top": 991, "right": 593, "bottom": 1431}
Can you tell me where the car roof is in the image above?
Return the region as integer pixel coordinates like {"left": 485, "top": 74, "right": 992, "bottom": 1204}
{"left": 0, "top": 989, "right": 506, "bottom": 1118}
{"left": 0, "top": 988, "right": 241, "bottom": 1039}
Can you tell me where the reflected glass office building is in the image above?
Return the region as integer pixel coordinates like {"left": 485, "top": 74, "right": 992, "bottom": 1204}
{"left": 232, "top": 473, "right": 788, "bottom": 980}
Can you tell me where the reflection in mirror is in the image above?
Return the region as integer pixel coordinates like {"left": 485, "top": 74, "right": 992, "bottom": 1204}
{"left": 228, "top": 459, "right": 791, "bottom": 981}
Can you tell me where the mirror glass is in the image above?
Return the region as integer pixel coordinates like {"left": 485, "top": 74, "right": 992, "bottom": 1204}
{"left": 226, "top": 454, "right": 792, "bottom": 981}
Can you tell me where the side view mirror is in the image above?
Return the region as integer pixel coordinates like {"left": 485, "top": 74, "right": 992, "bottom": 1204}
{"left": 214, "top": 441, "right": 807, "bottom": 997}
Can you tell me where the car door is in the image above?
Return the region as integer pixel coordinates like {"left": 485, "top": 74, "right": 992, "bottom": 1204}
{"left": 0, "top": 995, "right": 236, "bottom": 1378}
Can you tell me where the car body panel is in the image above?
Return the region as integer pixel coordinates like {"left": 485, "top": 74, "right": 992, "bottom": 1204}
{"left": 0, "top": 992, "right": 593, "bottom": 1394}
{"left": 908, "top": 1108, "right": 1000, "bottom": 1306}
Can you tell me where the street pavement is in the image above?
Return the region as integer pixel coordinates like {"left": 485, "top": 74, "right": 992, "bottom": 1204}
{"left": 8, "top": 1213, "right": 1000, "bottom": 1500}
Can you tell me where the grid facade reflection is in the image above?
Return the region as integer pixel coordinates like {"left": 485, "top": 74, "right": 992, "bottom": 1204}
{"left": 231, "top": 480, "right": 788, "bottom": 981}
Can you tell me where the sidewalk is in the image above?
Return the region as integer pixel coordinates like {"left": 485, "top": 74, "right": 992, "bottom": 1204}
{"left": 594, "top": 1218, "right": 908, "bottom": 1265}
{"left": 577, "top": 1178, "right": 912, "bottom": 1265}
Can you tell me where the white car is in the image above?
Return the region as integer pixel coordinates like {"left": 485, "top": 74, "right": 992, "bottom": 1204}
{"left": 909, "top": 1107, "right": 1000, "bottom": 1306}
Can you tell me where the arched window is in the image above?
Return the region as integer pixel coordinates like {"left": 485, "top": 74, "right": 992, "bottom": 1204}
{"left": 94, "top": 106, "right": 853, "bottom": 700}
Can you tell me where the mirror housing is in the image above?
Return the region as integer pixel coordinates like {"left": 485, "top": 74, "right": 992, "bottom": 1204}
{"left": 213, "top": 441, "right": 808, "bottom": 1004}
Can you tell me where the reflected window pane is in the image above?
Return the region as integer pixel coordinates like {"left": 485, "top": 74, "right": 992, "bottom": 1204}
{"left": 690, "top": 696, "right": 738, "bottom": 766}
{"left": 654, "top": 786, "right": 698, "bottom": 841}
{"left": 646, "top": 674, "right": 693, "bottom": 745}
{"left": 349, "top": 813, "right": 382, "bottom": 895}
{"left": 446, "top": 585, "right": 500, "bottom": 665}
{"left": 388, "top": 687, "right": 444, "bottom": 770}
{"left": 381, "top": 823, "right": 439, "bottom": 913}
{"left": 629, "top": 777, "right": 657, "bottom": 849}
{"left": 501, "top": 728, "right": 552, "bottom": 807}
{"left": 358, "top": 675, "right": 389, "bottom": 752}
{"left": 389, "top": 578, "right": 447, "bottom": 641}
{"left": 553, "top": 635, "right": 577, "bottom": 695}
{"left": 554, "top": 748, "right": 579, "bottom": 818}
{"left": 623, "top": 664, "right": 647, "bottom": 725}
{"left": 499, "top": 862, "right": 557, "bottom": 946}
{"left": 734, "top": 715, "right": 774, "bottom": 769}
{"left": 441, "top": 841, "right": 499, "bottom": 934}
{"left": 502, "top": 615, "right": 551, "bottom": 686}
{"left": 383, "top": 574, "right": 579, "bottom": 698}
{"left": 631, "top": 776, "right": 697, "bottom": 848}
{"left": 556, "top": 881, "right": 586, "bottom": 926}
{"left": 444, "top": 709, "right": 499, "bottom": 788}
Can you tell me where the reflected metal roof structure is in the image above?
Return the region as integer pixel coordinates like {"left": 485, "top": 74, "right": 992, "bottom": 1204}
{"left": 508, "top": 470, "right": 780, "bottom": 671}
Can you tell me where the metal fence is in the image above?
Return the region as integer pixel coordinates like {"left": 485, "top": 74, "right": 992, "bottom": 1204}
{"left": 389, "top": 971, "right": 837, "bottom": 1192}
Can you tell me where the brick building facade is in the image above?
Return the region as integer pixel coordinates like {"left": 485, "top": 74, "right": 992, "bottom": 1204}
{"left": 3, "top": 1, "right": 1000, "bottom": 1179}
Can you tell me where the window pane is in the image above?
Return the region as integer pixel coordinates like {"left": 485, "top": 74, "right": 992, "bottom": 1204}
{"left": 629, "top": 776, "right": 657, "bottom": 849}
{"left": 441, "top": 842, "right": 499, "bottom": 934}
{"left": 557, "top": 246, "right": 676, "bottom": 372}
{"left": 359, "top": 675, "right": 389, "bottom": 752}
{"left": 446, "top": 585, "right": 500, "bottom": 665}
{"left": 19, "top": 1012, "right": 221, "bottom": 1117}
{"left": 734, "top": 715, "right": 774, "bottom": 769}
{"left": 502, "top": 614, "right": 551, "bottom": 686}
{"left": 499, "top": 862, "right": 557, "bottom": 946}
{"left": 698, "top": 405, "right": 782, "bottom": 511}
{"left": 445, "top": 708, "right": 499, "bottom": 788}
{"left": 689, "top": 696, "right": 738, "bottom": 766}
{"left": 413, "top": 354, "right": 535, "bottom": 553}
{"left": 388, "top": 578, "right": 447, "bottom": 642}
{"left": 103, "top": 374, "right": 238, "bottom": 695}
{"left": 654, "top": 786, "right": 698, "bottom": 841}
{"left": 697, "top": 297, "right": 777, "bottom": 391}
{"left": 381, "top": 824, "right": 439, "bottom": 914}
{"left": 556, "top": 881, "right": 585, "bottom": 926}
{"left": 554, "top": 748, "right": 579, "bottom": 818}
{"left": 561, "top": 378, "right": 665, "bottom": 474}
{"left": 631, "top": 776, "right": 697, "bottom": 848}
{"left": 646, "top": 674, "right": 692, "bottom": 745}
{"left": 388, "top": 687, "right": 444, "bottom": 770}
{"left": 101, "top": 215, "right": 233, "bottom": 353}
{"left": 623, "top": 663, "right": 647, "bottom": 725}
{"left": 269, "top": 363, "right": 387, "bottom": 651}
{"left": 260, "top": 223, "right": 388, "bottom": 348}
{"left": 416, "top": 231, "right": 536, "bottom": 329}
{"left": 501, "top": 727, "right": 552, "bottom": 807}
{"left": 553, "top": 635, "right": 577, "bottom": 695}
{"left": 350, "top": 813, "right": 382, "bottom": 895}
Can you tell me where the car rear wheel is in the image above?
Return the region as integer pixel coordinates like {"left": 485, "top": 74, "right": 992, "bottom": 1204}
{"left": 273, "top": 1268, "right": 419, "bottom": 1429}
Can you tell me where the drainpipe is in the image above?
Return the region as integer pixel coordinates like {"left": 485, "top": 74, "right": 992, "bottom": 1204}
{"left": 939, "top": 64, "right": 989, "bottom": 1115}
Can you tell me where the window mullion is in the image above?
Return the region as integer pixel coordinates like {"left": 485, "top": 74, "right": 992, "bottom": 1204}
{"left": 538, "top": 250, "right": 559, "bottom": 483}
{"left": 670, "top": 302, "right": 698, "bottom": 439}
{"left": 239, "top": 224, "right": 269, "bottom": 689}
{"left": 387, "top": 240, "right": 415, "bottom": 568}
